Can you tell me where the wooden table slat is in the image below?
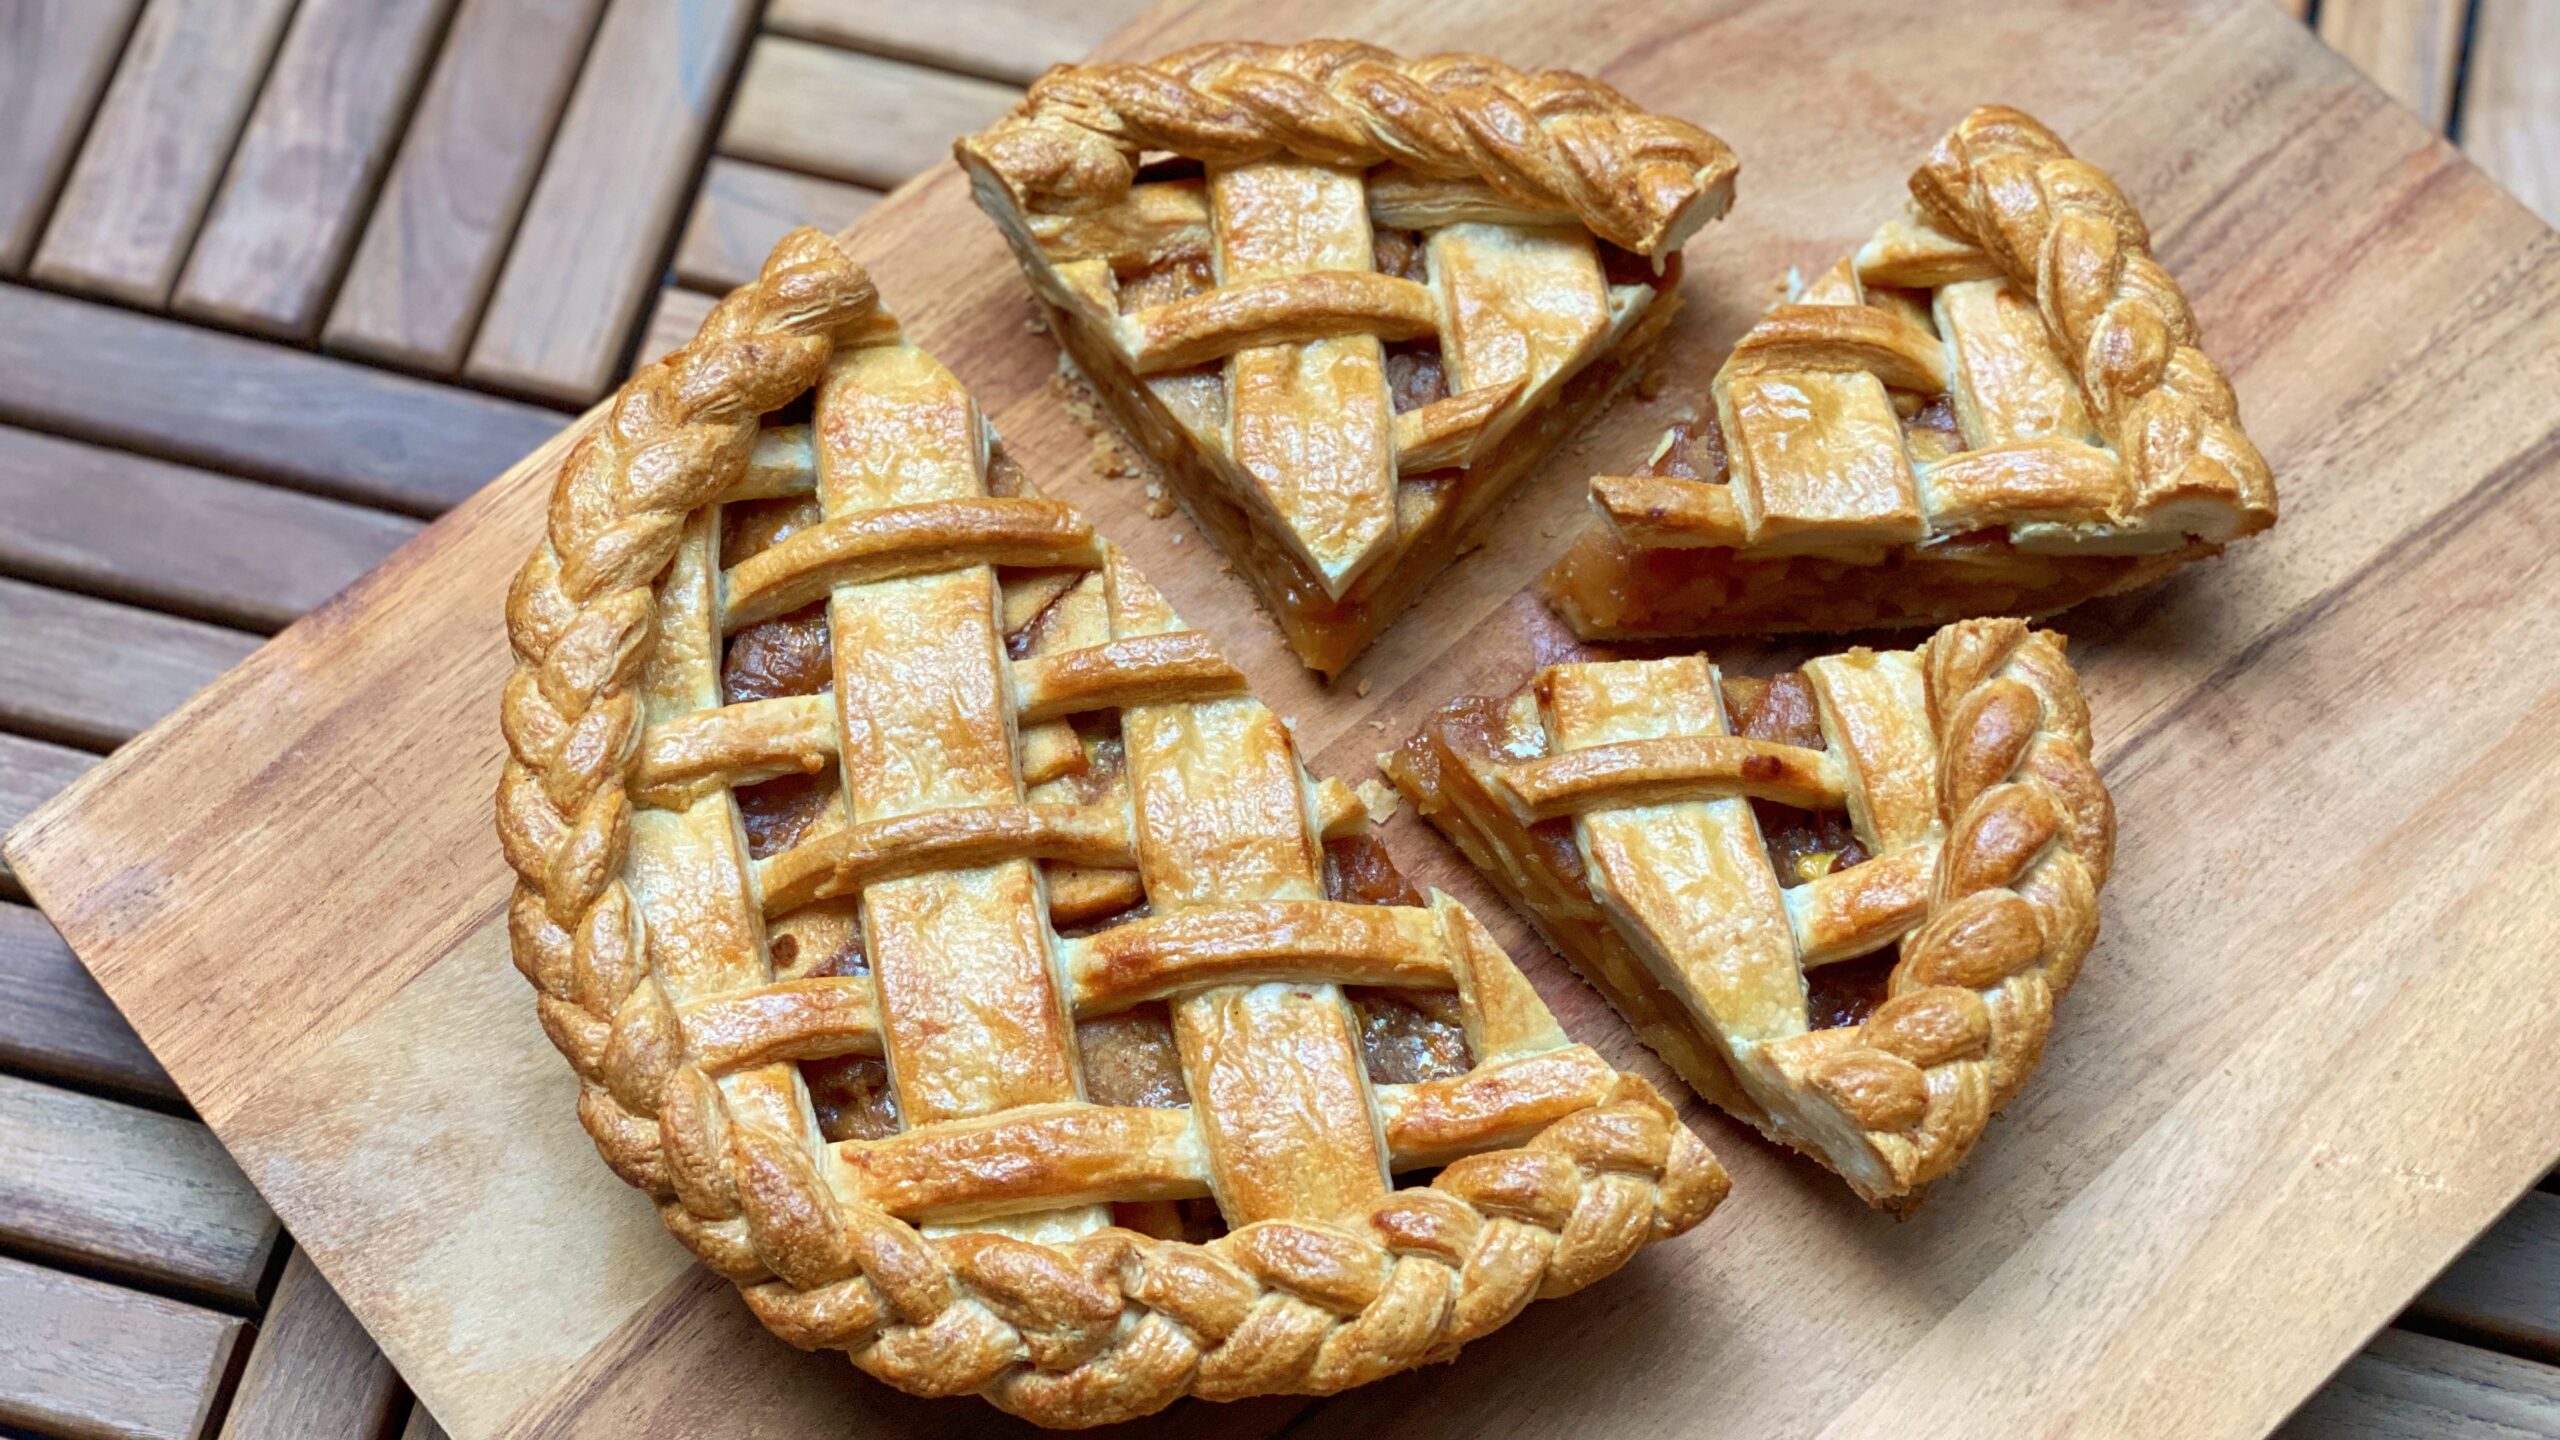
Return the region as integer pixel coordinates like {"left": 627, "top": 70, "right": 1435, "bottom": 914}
{"left": 217, "top": 1248, "right": 403, "bottom": 1440}
{"left": 763, "top": 0, "right": 1153, "bottom": 85}
{"left": 0, "top": 1072, "right": 278, "bottom": 1307}
{"left": 673, "top": 157, "right": 879, "bottom": 294}
{"left": 0, "top": 900, "right": 175, "bottom": 1103}
{"left": 0, "top": 576, "right": 260, "bottom": 752}
{"left": 404, "top": 1403, "right": 455, "bottom": 1440}
{"left": 0, "top": 0, "right": 145, "bottom": 273}
{"left": 0, "top": 425, "right": 422, "bottom": 633}
{"left": 2316, "top": 0, "right": 2469, "bottom": 132}
{"left": 0, "top": 733, "right": 93, "bottom": 895}
{"left": 174, "top": 0, "right": 464, "bottom": 340}
{"left": 324, "top": 0, "right": 609, "bottom": 372}
{"left": 0, "top": 574, "right": 263, "bottom": 753}
{"left": 2275, "top": 1328, "right": 2560, "bottom": 1438}
{"left": 29, "top": 0, "right": 301, "bottom": 306}
{"left": 0, "top": 1254, "right": 248, "bottom": 1440}
{"left": 2408, "top": 1190, "right": 2560, "bottom": 1364}
{"left": 637, "top": 287, "right": 716, "bottom": 377}
{"left": 718, "top": 38, "right": 1020, "bottom": 191}
{"left": 2461, "top": 0, "right": 2560, "bottom": 228}
{"left": 463, "top": 0, "right": 760, "bottom": 404}
{"left": 0, "top": 283, "right": 567, "bottom": 515}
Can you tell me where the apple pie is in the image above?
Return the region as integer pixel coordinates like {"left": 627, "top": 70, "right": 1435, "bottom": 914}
{"left": 1543, "top": 105, "right": 2276, "bottom": 639}
{"left": 495, "top": 229, "right": 1723, "bottom": 1426}
{"left": 1382, "top": 618, "right": 2111, "bottom": 1207}
{"left": 958, "top": 40, "right": 1739, "bottom": 675}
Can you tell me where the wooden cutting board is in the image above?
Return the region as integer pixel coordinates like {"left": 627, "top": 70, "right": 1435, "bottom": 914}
{"left": 14, "top": 1, "right": 2560, "bottom": 1436}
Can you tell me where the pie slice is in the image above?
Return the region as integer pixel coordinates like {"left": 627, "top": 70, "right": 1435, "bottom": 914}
{"left": 1543, "top": 105, "right": 2277, "bottom": 640}
{"left": 496, "top": 229, "right": 1724, "bottom": 1426}
{"left": 1381, "top": 618, "right": 2112, "bottom": 1208}
{"left": 957, "top": 40, "right": 1739, "bottom": 676}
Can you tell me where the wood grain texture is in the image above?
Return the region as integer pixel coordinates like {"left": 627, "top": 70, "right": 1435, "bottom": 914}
{"left": 218, "top": 1249, "right": 403, "bottom": 1440}
{"left": 0, "top": 426, "right": 420, "bottom": 632}
{"left": 0, "top": 578, "right": 258, "bottom": 752}
{"left": 636, "top": 287, "right": 715, "bottom": 376}
{"left": 0, "top": 0, "right": 143, "bottom": 273}
{"left": 324, "top": 0, "right": 608, "bottom": 371}
{"left": 718, "top": 39, "right": 1020, "bottom": 189}
{"left": 0, "top": 284, "right": 566, "bottom": 515}
{"left": 404, "top": 1402, "right": 455, "bottom": 1440}
{"left": 2409, "top": 1191, "right": 2560, "bottom": 1363}
{"left": 765, "top": 0, "right": 1152, "bottom": 84}
{"left": 2274, "top": 1329, "right": 2560, "bottom": 1438}
{"left": 29, "top": 0, "right": 300, "bottom": 305}
{"left": 12, "top": 3, "right": 2560, "bottom": 1438}
{"left": 464, "top": 0, "right": 759, "bottom": 404}
{"left": 0, "top": 1255, "right": 247, "bottom": 1440}
{"left": 2316, "top": 0, "right": 2467, "bottom": 131}
{"left": 2462, "top": 0, "right": 2560, "bottom": 228}
{"left": 0, "top": 734, "right": 91, "bottom": 896}
{"left": 0, "top": 900, "right": 174, "bottom": 1103}
{"left": 0, "top": 1073, "right": 278, "bottom": 1306}
{"left": 174, "top": 0, "right": 461, "bottom": 339}
{"left": 674, "top": 157, "right": 879, "bottom": 292}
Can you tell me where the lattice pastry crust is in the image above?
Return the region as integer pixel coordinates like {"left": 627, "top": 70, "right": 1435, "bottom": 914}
{"left": 958, "top": 40, "right": 1739, "bottom": 676}
{"left": 1545, "top": 105, "right": 2277, "bottom": 640}
{"left": 1383, "top": 619, "right": 2112, "bottom": 1207}
{"left": 497, "top": 229, "right": 1724, "bottom": 1427}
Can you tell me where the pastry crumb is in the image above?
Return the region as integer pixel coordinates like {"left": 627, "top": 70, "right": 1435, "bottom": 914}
{"left": 1089, "top": 434, "right": 1133, "bottom": 479}
{"left": 1142, "top": 480, "right": 1174, "bottom": 518}
{"left": 1355, "top": 677, "right": 1372, "bottom": 697}
{"left": 1354, "top": 778, "right": 1402, "bottom": 824}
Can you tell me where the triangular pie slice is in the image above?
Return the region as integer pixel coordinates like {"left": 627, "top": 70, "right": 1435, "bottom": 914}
{"left": 1382, "top": 618, "right": 2112, "bottom": 1208}
{"left": 1543, "top": 105, "right": 2277, "bottom": 640}
{"left": 496, "top": 229, "right": 1724, "bottom": 1427}
{"left": 958, "top": 40, "right": 1739, "bottom": 676}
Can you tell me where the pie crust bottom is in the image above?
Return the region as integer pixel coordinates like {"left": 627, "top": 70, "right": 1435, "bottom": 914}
{"left": 1540, "top": 524, "right": 2212, "bottom": 641}
{"left": 1050, "top": 289, "right": 1684, "bottom": 676}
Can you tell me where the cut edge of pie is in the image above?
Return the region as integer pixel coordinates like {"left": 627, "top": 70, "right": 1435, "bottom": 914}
{"left": 1380, "top": 617, "right": 2113, "bottom": 1209}
{"left": 957, "top": 39, "right": 1740, "bottom": 676}
{"left": 496, "top": 227, "right": 1725, "bottom": 1427}
{"left": 1542, "top": 104, "right": 2277, "bottom": 641}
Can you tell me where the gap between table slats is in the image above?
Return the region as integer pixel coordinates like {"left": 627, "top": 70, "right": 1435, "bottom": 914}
{"left": 0, "top": 900, "right": 174, "bottom": 1105}
{"left": 0, "top": 425, "right": 421, "bottom": 634}
{"left": 0, "top": 1253, "right": 249, "bottom": 1440}
{"left": 173, "top": 0, "right": 465, "bottom": 342}
{"left": 29, "top": 0, "right": 300, "bottom": 307}
{"left": 463, "top": 0, "right": 760, "bottom": 404}
{"left": 764, "top": 0, "right": 1151, "bottom": 85}
{"left": 0, "top": 0, "right": 144, "bottom": 274}
{"left": 0, "top": 284, "right": 566, "bottom": 516}
{"left": 324, "top": 0, "right": 611, "bottom": 373}
{"left": 213, "top": 1248, "right": 403, "bottom": 1440}
{"left": 0, "top": 1071, "right": 277, "bottom": 1309}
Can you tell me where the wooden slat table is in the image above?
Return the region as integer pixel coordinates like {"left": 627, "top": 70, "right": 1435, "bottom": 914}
{"left": 172, "top": 0, "right": 461, "bottom": 339}
{"left": 31, "top": 0, "right": 301, "bottom": 306}
{"left": 0, "top": 2, "right": 2552, "bottom": 1437}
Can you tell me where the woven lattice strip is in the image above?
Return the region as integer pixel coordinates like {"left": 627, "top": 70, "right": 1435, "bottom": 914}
{"left": 499, "top": 228, "right": 1723, "bottom": 1427}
